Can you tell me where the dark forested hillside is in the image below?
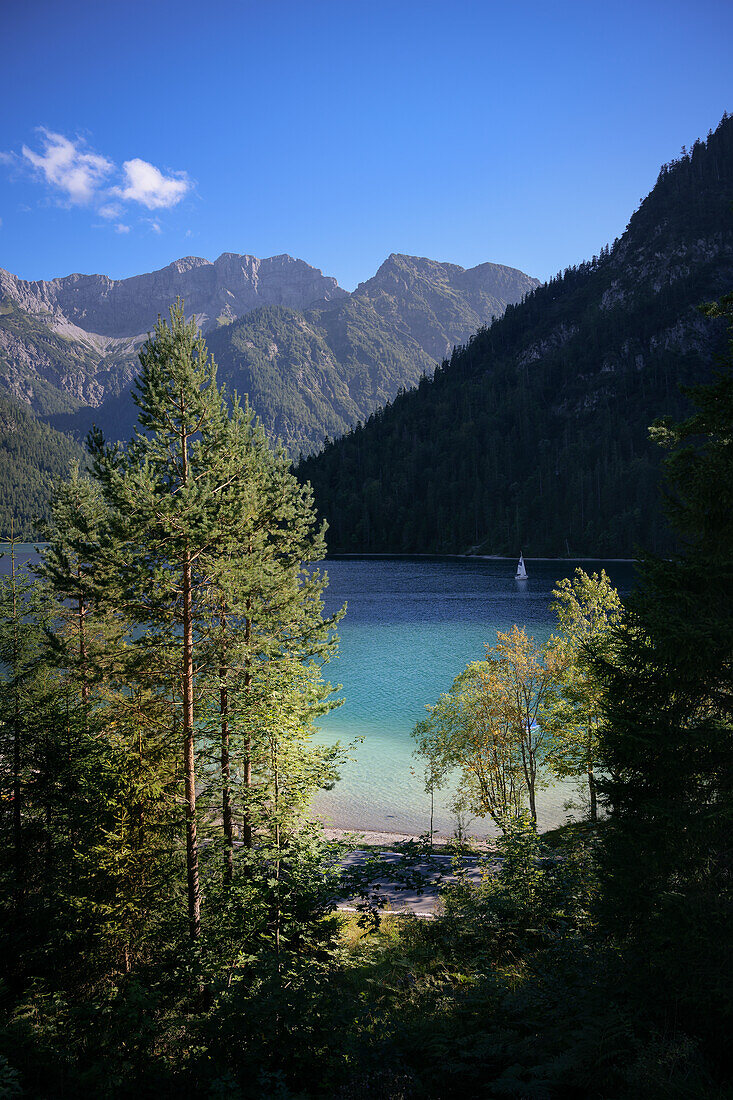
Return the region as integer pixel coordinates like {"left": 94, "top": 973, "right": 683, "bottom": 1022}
{"left": 299, "top": 115, "right": 733, "bottom": 558}
{"left": 0, "top": 394, "right": 86, "bottom": 536}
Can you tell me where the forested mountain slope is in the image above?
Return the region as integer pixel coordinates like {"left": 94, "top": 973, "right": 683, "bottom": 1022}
{"left": 0, "top": 251, "right": 535, "bottom": 534}
{"left": 299, "top": 114, "right": 733, "bottom": 558}
{"left": 42, "top": 255, "right": 537, "bottom": 455}
{"left": 0, "top": 394, "right": 86, "bottom": 536}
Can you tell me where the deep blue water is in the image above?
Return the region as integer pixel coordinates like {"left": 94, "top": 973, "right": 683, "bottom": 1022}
{"left": 311, "top": 556, "right": 636, "bottom": 837}
{"left": 0, "top": 544, "right": 39, "bottom": 576}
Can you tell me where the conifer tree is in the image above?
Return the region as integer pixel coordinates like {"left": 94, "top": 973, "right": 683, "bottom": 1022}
{"left": 88, "top": 302, "right": 231, "bottom": 940}
{"left": 35, "top": 464, "right": 110, "bottom": 715}
{"left": 85, "top": 303, "right": 343, "bottom": 944}
{"left": 597, "top": 292, "right": 733, "bottom": 1060}
{"left": 0, "top": 533, "right": 51, "bottom": 914}
{"left": 199, "top": 398, "right": 343, "bottom": 877}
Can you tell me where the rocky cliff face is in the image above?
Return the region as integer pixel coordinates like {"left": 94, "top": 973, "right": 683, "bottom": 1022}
{"left": 353, "top": 254, "right": 539, "bottom": 362}
{"left": 41, "top": 254, "right": 539, "bottom": 455}
{"left": 0, "top": 252, "right": 347, "bottom": 339}
{"left": 0, "top": 252, "right": 350, "bottom": 414}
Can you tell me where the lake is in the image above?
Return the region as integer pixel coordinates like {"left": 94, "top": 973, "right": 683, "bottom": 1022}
{"left": 0, "top": 546, "right": 635, "bottom": 838}
{"left": 312, "top": 556, "right": 636, "bottom": 838}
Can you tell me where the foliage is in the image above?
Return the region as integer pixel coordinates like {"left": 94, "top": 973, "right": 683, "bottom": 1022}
{"left": 595, "top": 290, "right": 733, "bottom": 1075}
{"left": 543, "top": 569, "right": 623, "bottom": 819}
{"left": 0, "top": 300, "right": 355, "bottom": 1095}
{"left": 413, "top": 626, "right": 558, "bottom": 829}
{"left": 2, "top": 292, "right": 732, "bottom": 1098}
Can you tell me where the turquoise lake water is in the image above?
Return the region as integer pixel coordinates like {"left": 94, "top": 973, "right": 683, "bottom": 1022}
{"left": 311, "top": 556, "right": 636, "bottom": 838}
{"left": 0, "top": 546, "right": 635, "bottom": 838}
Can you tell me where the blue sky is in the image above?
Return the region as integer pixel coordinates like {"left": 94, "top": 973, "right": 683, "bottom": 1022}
{"left": 1, "top": 0, "right": 731, "bottom": 289}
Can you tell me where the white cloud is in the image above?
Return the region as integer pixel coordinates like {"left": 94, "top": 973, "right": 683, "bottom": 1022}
{"left": 114, "top": 158, "right": 190, "bottom": 210}
{"left": 1, "top": 130, "right": 192, "bottom": 228}
{"left": 21, "top": 129, "right": 113, "bottom": 204}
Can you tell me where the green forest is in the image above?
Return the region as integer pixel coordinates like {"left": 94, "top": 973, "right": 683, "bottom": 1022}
{"left": 1, "top": 299, "right": 731, "bottom": 1098}
{"left": 0, "top": 394, "right": 86, "bottom": 535}
{"left": 299, "top": 115, "right": 733, "bottom": 558}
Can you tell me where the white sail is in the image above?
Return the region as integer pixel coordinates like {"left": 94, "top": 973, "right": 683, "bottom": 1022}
{"left": 515, "top": 553, "right": 528, "bottom": 580}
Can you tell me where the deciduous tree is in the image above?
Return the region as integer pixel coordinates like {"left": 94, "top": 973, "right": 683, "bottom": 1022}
{"left": 544, "top": 569, "right": 623, "bottom": 820}
{"left": 413, "top": 626, "right": 558, "bottom": 830}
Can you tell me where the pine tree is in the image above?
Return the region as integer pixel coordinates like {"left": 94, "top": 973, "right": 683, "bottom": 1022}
{"left": 85, "top": 304, "right": 344, "bottom": 945}
{"left": 597, "top": 292, "right": 733, "bottom": 1064}
{"left": 88, "top": 302, "right": 231, "bottom": 940}
{"left": 0, "top": 530, "right": 52, "bottom": 917}
{"left": 198, "top": 398, "right": 343, "bottom": 885}
{"left": 35, "top": 463, "right": 110, "bottom": 715}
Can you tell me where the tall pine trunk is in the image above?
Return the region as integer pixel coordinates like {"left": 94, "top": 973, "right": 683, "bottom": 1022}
{"left": 78, "top": 572, "right": 89, "bottom": 726}
{"left": 220, "top": 603, "right": 233, "bottom": 883}
{"left": 179, "top": 393, "right": 201, "bottom": 940}
{"left": 182, "top": 545, "right": 200, "bottom": 938}
{"left": 242, "top": 580, "right": 253, "bottom": 849}
{"left": 588, "top": 762, "right": 597, "bottom": 822}
{"left": 10, "top": 530, "right": 22, "bottom": 906}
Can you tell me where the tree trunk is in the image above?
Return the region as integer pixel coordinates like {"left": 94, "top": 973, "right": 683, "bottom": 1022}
{"left": 273, "top": 733, "right": 281, "bottom": 965}
{"left": 588, "top": 762, "right": 597, "bottom": 823}
{"left": 78, "top": 575, "right": 89, "bottom": 724}
{"left": 429, "top": 783, "right": 434, "bottom": 849}
{"left": 242, "top": 579, "right": 253, "bottom": 849}
{"left": 520, "top": 737, "right": 537, "bottom": 824}
{"left": 179, "top": 401, "right": 201, "bottom": 940}
{"left": 182, "top": 543, "right": 201, "bottom": 939}
{"left": 220, "top": 603, "right": 233, "bottom": 884}
{"left": 527, "top": 777, "right": 537, "bottom": 824}
{"left": 10, "top": 530, "right": 22, "bottom": 905}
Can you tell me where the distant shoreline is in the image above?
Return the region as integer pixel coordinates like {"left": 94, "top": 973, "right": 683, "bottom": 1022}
{"left": 326, "top": 553, "right": 636, "bottom": 563}
{"left": 1, "top": 544, "right": 636, "bottom": 565}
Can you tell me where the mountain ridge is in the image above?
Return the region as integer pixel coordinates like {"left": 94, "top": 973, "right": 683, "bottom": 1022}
{"left": 0, "top": 251, "right": 537, "bottom": 424}
{"left": 0, "top": 251, "right": 348, "bottom": 338}
{"left": 0, "top": 250, "right": 538, "bottom": 531}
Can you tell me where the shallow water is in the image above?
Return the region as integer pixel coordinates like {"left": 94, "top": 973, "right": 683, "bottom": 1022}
{"left": 311, "top": 556, "right": 636, "bottom": 838}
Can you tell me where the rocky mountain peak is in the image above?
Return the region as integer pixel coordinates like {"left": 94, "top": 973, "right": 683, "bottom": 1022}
{"left": 166, "top": 255, "right": 212, "bottom": 275}
{"left": 0, "top": 252, "right": 348, "bottom": 339}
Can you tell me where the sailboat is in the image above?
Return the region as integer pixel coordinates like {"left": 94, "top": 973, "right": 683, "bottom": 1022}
{"left": 515, "top": 552, "right": 528, "bottom": 580}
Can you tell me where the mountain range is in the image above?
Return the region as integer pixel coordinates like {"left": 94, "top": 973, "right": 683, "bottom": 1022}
{"left": 0, "top": 252, "right": 538, "bottom": 534}
{"left": 299, "top": 113, "right": 733, "bottom": 558}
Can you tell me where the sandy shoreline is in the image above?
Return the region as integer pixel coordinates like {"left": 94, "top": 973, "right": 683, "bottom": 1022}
{"left": 317, "top": 823, "right": 496, "bottom": 850}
